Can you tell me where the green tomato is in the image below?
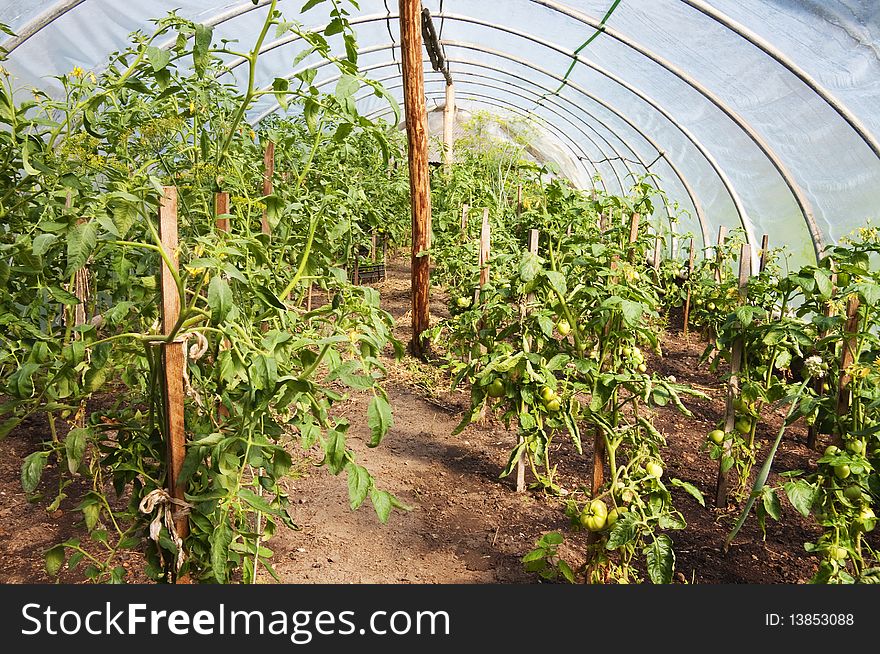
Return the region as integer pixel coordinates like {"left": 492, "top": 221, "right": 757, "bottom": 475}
{"left": 606, "top": 506, "right": 626, "bottom": 527}
{"left": 646, "top": 461, "right": 664, "bottom": 478}
{"left": 845, "top": 440, "right": 865, "bottom": 456}
{"left": 833, "top": 464, "right": 851, "bottom": 480}
{"left": 843, "top": 485, "right": 863, "bottom": 501}
{"left": 824, "top": 445, "right": 841, "bottom": 457}
{"left": 707, "top": 301, "right": 716, "bottom": 311}
{"left": 540, "top": 386, "right": 556, "bottom": 402}
{"left": 556, "top": 319, "right": 571, "bottom": 336}
{"left": 637, "top": 363, "right": 647, "bottom": 374}
{"left": 830, "top": 546, "right": 848, "bottom": 561}
{"left": 579, "top": 499, "right": 608, "bottom": 532}
{"left": 487, "top": 379, "right": 505, "bottom": 398}
{"left": 456, "top": 296, "right": 471, "bottom": 308}
{"left": 735, "top": 417, "right": 752, "bottom": 435}
{"left": 707, "top": 429, "right": 725, "bottom": 445}
{"left": 857, "top": 507, "right": 876, "bottom": 532}
{"left": 544, "top": 398, "right": 561, "bottom": 412}
{"left": 836, "top": 271, "right": 851, "bottom": 287}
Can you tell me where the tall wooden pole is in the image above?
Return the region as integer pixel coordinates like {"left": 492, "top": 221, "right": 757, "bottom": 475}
{"left": 443, "top": 82, "right": 455, "bottom": 175}
{"left": 261, "top": 140, "right": 275, "bottom": 235}
{"left": 399, "top": 0, "right": 432, "bottom": 357}
{"left": 759, "top": 234, "right": 770, "bottom": 272}
{"left": 683, "top": 239, "right": 696, "bottom": 336}
{"left": 159, "top": 187, "right": 189, "bottom": 545}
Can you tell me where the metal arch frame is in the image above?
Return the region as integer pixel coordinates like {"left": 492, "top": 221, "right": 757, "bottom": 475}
{"left": 6, "top": 0, "right": 876, "bottom": 196}
{"left": 675, "top": 0, "right": 880, "bottom": 161}
{"left": 235, "top": 9, "right": 807, "bottom": 262}
{"left": 380, "top": 92, "right": 610, "bottom": 192}
{"left": 521, "top": 2, "right": 823, "bottom": 261}
{"left": 361, "top": 74, "right": 620, "bottom": 194}
{"left": 249, "top": 41, "right": 712, "bottom": 249}
{"left": 257, "top": 60, "right": 694, "bottom": 245}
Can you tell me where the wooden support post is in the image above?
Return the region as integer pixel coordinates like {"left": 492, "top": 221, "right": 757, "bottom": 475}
{"left": 759, "top": 234, "right": 770, "bottom": 272}
{"left": 214, "top": 191, "right": 230, "bottom": 233}
{"left": 683, "top": 239, "right": 696, "bottom": 336}
{"left": 627, "top": 213, "right": 640, "bottom": 262}
{"left": 714, "top": 225, "right": 727, "bottom": 283}
{"left": 443, "top": 82, "right": 455, "bottom": 175}
{"left": 474, "top": 208, "right": 490, "bottom": 303}
{"left": 158, "top": 187, "right": 189, "bottom": 547}
{"left": 261, "top": 140, "right": 275, "bottom": 235}
{"left": 653, "top": 233, "right": 662, "bottom": 270}
{"left": 715, "top": 244, "right": 751, "bottom": 508}
{"left": 515, "top": 228, "right": 540, "bottom": 493}
{"left": 460, "top": 203, "right": 469, "bottom": 241}
{"left": 371, "top": 230, "right": 378, "bottom": 263}
{"left": 834, "top": 296, "right": 861, "bottom": 447}
{"left": 399, "top": 0, "right": 432, "bottom": 357}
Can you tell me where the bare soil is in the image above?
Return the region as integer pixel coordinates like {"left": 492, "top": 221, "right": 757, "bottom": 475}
{"left": 0, "top": 256, "right": 863, "bottom": 584}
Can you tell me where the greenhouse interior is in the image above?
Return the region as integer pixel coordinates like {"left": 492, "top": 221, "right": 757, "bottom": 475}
{"left": 0, "top": 0, "right": 878, "bottom": 585}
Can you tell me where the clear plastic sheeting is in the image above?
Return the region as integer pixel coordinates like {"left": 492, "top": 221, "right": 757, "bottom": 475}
{"left": 1, "top": 0, "right": 879, "bottom": 268}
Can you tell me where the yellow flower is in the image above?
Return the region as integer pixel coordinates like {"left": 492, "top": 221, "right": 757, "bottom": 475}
{"left": 70, "top": 66, "right": 84, "bottom": 79}
{"left": 189, "top": 101, "right": 195, "bottom": 115}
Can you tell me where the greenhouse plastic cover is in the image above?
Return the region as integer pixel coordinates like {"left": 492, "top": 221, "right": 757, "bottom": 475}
{"left": 2, "top": 1, "right": 880, "bottom": 269}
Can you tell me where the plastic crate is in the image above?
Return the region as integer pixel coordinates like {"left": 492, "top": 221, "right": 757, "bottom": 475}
{"left": 351, "top": 263, "right": 386, "bottom": 284}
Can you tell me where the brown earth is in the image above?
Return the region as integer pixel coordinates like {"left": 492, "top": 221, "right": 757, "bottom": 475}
{"left": 0, "top": 256, "right": 866, "bottom": 584}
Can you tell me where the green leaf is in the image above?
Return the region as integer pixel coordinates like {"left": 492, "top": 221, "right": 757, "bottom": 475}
{"left": 545, "top": 354, "right": 570, "bottom": 371}
{"left": 813, "top": 270, "right": 833, "bottom": 300}
{"left": 345, "top": 462, "right": 371, "bottom": 510}
{"left": 670, "top": 478, "right": 705, "bottom": 506}
{"left": 45, "top": 545, "right": 65, "bottom": 576}
{"left": 605, "top": 513, "right": 638, "bottom": 550}
{"left": 237, "top": 487, "right": 281, "bottom": 516}
{"left": 146, "top": 46, "right": 171, "bottom": 72}
{"left": 0, "top": 416, "right": 22, "bottom": 441}
{"left": 272, "top": 77, "right": 290, "bottom": 110}
{"left": 21, "top": 451, "right": 48, "bottom": 493}
{"left": 545, "top": 271, "right": 566, "bottom": 297}
{"left": 855, "top": 282, "right": 880, "bottom": 306}
{"left": 32, "top": 233, "right": 58, "bottom": 257}
{"left": 64, "top": 427, "right": 89, "bottom": 474}
{"left": 784, "top": 479, "right": 817, "bottom": 517}
{"left": 193, "top": 23, "right": 213, "bottom": 76}
{"left": 519, "top": 251, "right": 542, "bottom": 282}
{"left": 558, "top": 559, "right": 576, "bottom": 583}
{"left": 8, "top": 362, "right": 40, "bottom": 398}
{"left": 367, "top": 394, "right": 393, "bottom": 447}
{"left": 619, "top": 299, "right": 644, "bottom": 327}
{"left": 82, "top": 502, "right": 101, "bottom": 532}
{"left": 301, "top": 0, "right": 327, "bottom": 11}
{"left": 330, "top": 360, "right": 373, "bottom": 390}
{"left": 762, "top": 488, "right": 782, "bottom": 521}
{"left": 644, "top": 534, "right": 675, "bottom": 584}
{"left": 370, "top": 488, "right": 392, "bottom": 523}
{"left": 66, "top": 220, "right": 97, "bottom": 275}
{"left": 210, "top": 520, "right": 233, "bottom": 582}
{"left": 207, "top": 276, "right": 233, "bottom": 323}
{"left": 324, "top": 426, "right": 347, "bottom": 475}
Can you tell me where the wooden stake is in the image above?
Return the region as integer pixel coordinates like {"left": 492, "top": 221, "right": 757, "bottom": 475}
{"left": 715, "top": 244, "right": 750, "bottom": 508}
{"left": 714, "top": 225, "right": 727, "bottom": 283}
{"left": 683, "top": 239, "right": 696, "bottom": 336}
{"left": 214, "top": 191, "right": 230, "bottom": 233}
{"left": 158, "top": 187, "right": 189, "bottom": 544}
{"left": 759, "top": 234, "right": 770, "bottom": 272}
{"left": 261, "top": 140, "right": 275, "bottom": 235}
{"left": 627, "top": 213, "right": 640, "bottom": 262}
{"left": 399, "top": 0, "right": 432, "bottom": 357}
{"left": 443, "top": 82, "right": 455, "bottom": 175}
{"left": 479, "top": 208, "right": 491, "bottom": 287}
{"left": 371, "top": 230, "right": 378, "bottom": 263}
{"left": 653, "top": 233, "right": 662, "bottom": 270}
{"left": 516, "top": 228, "right": 540, "bottom": 493}
{"left": 834, "top": 296, "right": 861, "bottom": 447}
